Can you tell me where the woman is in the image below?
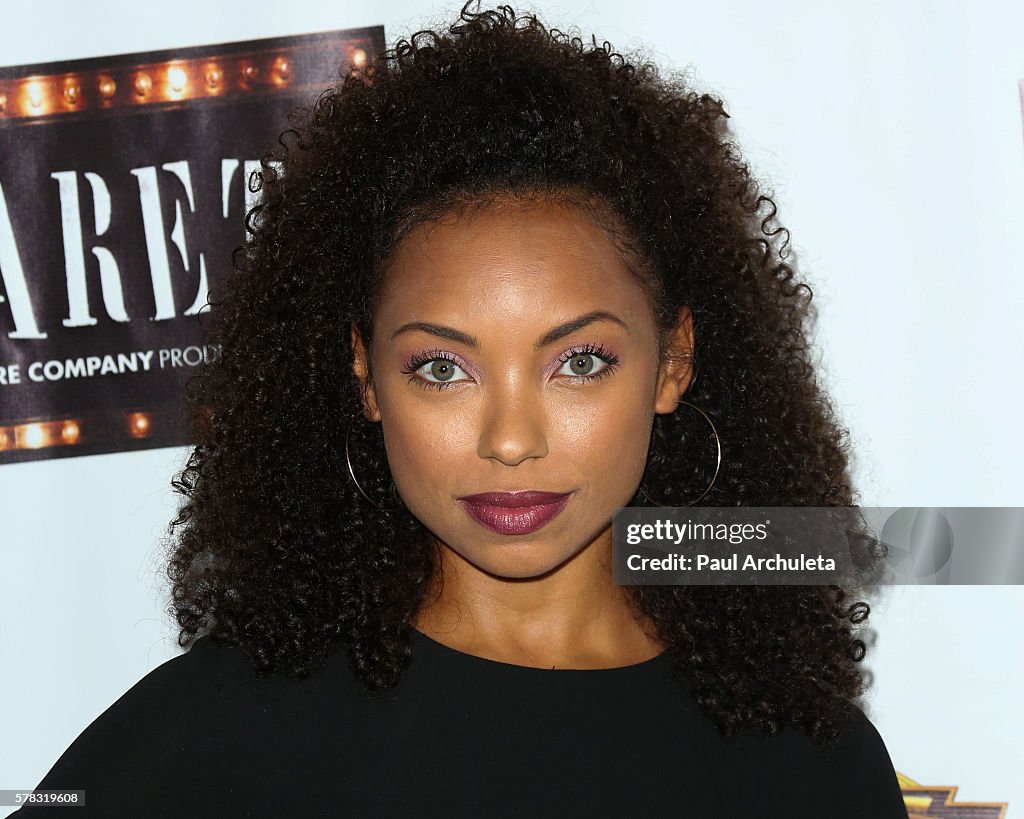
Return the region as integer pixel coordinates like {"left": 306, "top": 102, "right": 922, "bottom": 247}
{"left": 22, "top": 3, "right": 908, "bottom": 816}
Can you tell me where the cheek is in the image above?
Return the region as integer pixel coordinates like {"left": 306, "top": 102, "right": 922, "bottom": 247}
{"left": 378, "top": 402, "right": 470, "bottom": 502}
{"left": 551, "top": 391, "right": 654, "bottom": 489}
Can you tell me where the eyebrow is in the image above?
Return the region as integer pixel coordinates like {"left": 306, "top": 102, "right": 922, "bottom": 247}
{"left": 389, "top": 310, "right": 630, "bottom": 349}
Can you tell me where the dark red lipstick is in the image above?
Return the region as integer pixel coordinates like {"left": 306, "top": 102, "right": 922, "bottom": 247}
{"left": 457, "top": 490, "right": 573, "bottom": 535}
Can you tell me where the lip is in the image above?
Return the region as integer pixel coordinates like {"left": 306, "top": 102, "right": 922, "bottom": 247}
{"left": 458, "top": 490, "right": 573, "bottom": 535}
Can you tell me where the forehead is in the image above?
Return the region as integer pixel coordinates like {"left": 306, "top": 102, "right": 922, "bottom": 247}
{"left": 376, "top": 200, "right": 651, "bottom": 323}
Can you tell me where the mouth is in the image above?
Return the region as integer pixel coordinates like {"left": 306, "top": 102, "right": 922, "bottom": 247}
{"left": 457, "top": 490, "right": 574, "bottom": 536}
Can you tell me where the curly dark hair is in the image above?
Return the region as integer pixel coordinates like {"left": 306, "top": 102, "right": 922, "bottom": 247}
{"left": 164, "top": 1, "right": 873, "bottom": 742}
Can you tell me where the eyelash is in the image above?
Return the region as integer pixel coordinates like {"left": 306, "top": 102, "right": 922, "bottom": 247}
{"left": 401, "top": 343, "right": 621, "bottom": 392}
{"left": 401, "top": 348, "right": 458, "bottom": 391}
{"left": 557, "top": 343, "right": 620, "bottom": 383}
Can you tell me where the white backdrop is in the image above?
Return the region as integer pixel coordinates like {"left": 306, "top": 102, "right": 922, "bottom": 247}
{"left": 2, "top": 1, "right": 1022, "bottom": 815}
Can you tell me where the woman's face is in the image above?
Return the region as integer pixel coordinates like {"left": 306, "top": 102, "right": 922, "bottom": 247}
{"left": 352, "top": 199, "right": 692, "bottom": 579}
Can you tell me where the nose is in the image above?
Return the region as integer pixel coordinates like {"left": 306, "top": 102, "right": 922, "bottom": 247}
{"left": 477, "top": 383, "right": 549, "bottom": 466}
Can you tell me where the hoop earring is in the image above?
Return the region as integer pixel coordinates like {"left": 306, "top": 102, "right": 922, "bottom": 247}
{"left": 345, "top": 410, "right": 403, "bottom": 513}
{"left": 639, "top": 399, "right": 723, "bottom": 507}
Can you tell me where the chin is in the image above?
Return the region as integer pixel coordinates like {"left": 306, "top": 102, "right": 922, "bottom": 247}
{"left": 471, "top": 547, "right": 582, "bottom": 581}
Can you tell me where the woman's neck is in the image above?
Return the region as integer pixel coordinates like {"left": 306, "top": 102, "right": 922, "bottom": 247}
{"left": 412, "top": 529, "right": 665, "bottom": 669}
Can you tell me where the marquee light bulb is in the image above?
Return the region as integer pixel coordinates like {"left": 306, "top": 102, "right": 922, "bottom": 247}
{"left": 22, "top": 424, "right": 45, "bottom": 449}
{"left": 168, "top": 66, "right": 187, "bottom": 93}
{"left": 134, "top": 72, "right": 152, "bottom": 97}
{"left": 205, "top": 64, "right": 222, "bottom": 89}
{"left": 27, "top": 82, "right": 44, "bottom": 109}
{"left": 128, "top": 412, "right": 151, "bottom": 437}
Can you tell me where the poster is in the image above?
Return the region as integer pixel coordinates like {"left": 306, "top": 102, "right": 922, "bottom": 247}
{"left": 0, "top": 26, "right": 383, "bottom": 463}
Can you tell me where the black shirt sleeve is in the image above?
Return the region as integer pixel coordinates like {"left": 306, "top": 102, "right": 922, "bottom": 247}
{"left": 720, "top": 702, "right": 909, "bottom": 818}
{"left": 831, "top": 706, "right": 909, "bottom": 818}
{"left": 17, "top": 639, "right": 237, "bottom": 817}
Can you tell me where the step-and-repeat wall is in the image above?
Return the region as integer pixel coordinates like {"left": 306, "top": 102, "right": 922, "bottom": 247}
{"left": 2, "top": 2, "right": 1021, "bottom": 816}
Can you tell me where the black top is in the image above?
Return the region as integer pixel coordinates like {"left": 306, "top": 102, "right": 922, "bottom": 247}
{"left": 20, "top": 631, "right": 908, "bottom": 818}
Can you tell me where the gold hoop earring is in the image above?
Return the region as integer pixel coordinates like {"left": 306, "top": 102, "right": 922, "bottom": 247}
{"left": 345, "top": 410, "right": 403, "bottom": 512}
{"left": 639, "top": 399, "right": 722, "bottom": 507}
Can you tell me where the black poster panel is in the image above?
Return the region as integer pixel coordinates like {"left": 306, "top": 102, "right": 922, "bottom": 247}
{"left": 0, "top": 27, "right": 383, "bottom": 464}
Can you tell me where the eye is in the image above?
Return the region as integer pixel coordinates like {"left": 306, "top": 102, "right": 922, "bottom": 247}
{"left": 402, "top": 351, "right": 471, "bottom": 391}
{"left": 556, "top": 344, "right": 619, "bottom": 382}
{"left": 419, "top": 358, "right": 467, "bottom": 384}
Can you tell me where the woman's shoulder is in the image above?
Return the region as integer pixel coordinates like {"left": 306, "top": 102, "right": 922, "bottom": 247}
{"left": 92, "top": 634, "right": 362, "bottom": 703}
{"left": 20, "top": 636, "right": 360, "bottom": 815}
{"left": 58, "top": 636, "right": 252, "bottom": 737}
{"left": 780, "top": 701, "right": 899, "bottom": 771}
{"left": 720, "top": 701, "right": 908, "bottom": 817}
{"left": 49, "top": 634, "right": 360, "bottom": 736}
{"left": 73, "top": 636, "right": 280, "bottom": 721}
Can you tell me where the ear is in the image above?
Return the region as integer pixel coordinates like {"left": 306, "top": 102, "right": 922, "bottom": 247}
{"left": 350, "top": 323, "right": 381, "bottom": 421}
{"left": 653, "top": 306, "right": 695, "bottom": 415}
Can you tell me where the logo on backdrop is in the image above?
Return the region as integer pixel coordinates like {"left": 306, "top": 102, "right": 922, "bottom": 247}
{"left": 898, "top": 772, "right": 1007, "bottom": 818}
{"left": 0, "top": 27, "right": 383, "bottom": 464}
